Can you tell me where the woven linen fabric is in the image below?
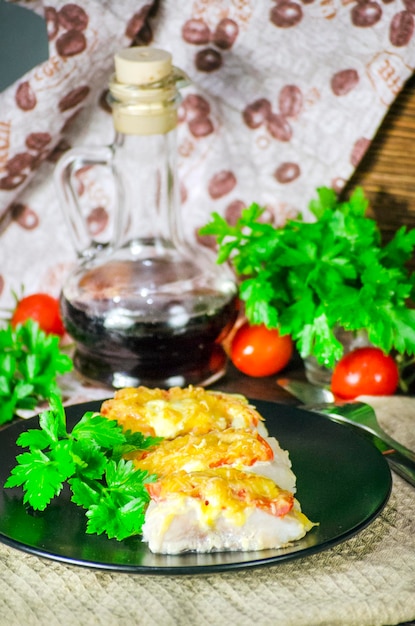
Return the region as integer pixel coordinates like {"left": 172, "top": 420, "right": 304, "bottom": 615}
{"left": 0, "top": 396, "right": 414, "bottom": 626}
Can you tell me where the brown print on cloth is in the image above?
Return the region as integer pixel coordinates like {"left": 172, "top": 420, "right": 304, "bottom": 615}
{"left": 274, "top": 162, "right": 301, "bottom": 184}
{"left": 195, "top": 48, "right": 223, "bottom": 72}
{"left": 270, "top": 2, "right": 303, "bottom": 28}
{"left": 188, "top": 116, "right": 214, "bottom": 137}
{"left": 331, "top": 69, "right": 360, "bottom": 96}
{"left": 0, "top": 153, "right": 35, "bottom": 191}
{"left": 179, "top": 94, "right": 214, "bottom": 138}
{"left": 182, "top": 18, "right": 211, "bottom": 45}
{"left": 278, "top": 85, "right": 303, "bottom": 118}
{"left": 57, "top": 4, "right": 89, "bottom": 31}
{"left": 15, "top": 81, "right": 37, "bottom": 111}
{"left": 212, "top": 18, "right": 239, "bottom": 50}
{"left": 351, "top": 1, "right": 382, "bottom": 28}
{"left": 25, "top": 132, "right": 52, "bottom": 152}
{"left": 45, "top": 7, "right": 59, "bottom": 40}
{"left": 58, "top": 86, "right": 90, "bottom": 112}
{"left": 181, "top": 14, "right": 239, "bottom": 73}
{"left": 180, "top": 94, "right": 211, "bottom": 121}
{"left": 390, "top": 11, "right": 415, "bottom": 47}
{"left": 86, "top": 207, "right": 110, "bottom": 237}
{"left": 242, "top": 99, "right": 272, "bottom": 129}
{"left": 195, "top": 228, "right": 217, "bottom": 250}
{"left": 224, "top": 199, "right": 247, "bottom": 225}
{"left": 0, "top": 173, "right": 25, "bottom": 191}
{"left": 266, "top": 112, "right": 292, "bottom": 142}
{"left": 56, "top": 29, "right": 87, "bottom": 57}
{"left": 350, "top": 137, "right": 371, "bottom": 167}
{"left": 126, "top": 3, "right": 159, "bottom": 45}
{"left": 10, "top": 202, "right": 39, "bottom": 230}
{"left": 243, "top": 84, "right": 303, "bottom": 144}
{"left": 208, "top": 170, "right": 237, "bottom": 199}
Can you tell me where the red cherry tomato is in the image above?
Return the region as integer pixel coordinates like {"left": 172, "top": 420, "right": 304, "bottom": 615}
{"left": 11, "top": 293, "right": 65, "bottom": 337}
{"left": 230, "top": 323, "right": 293, "bottom": 377}
{"left": 331, "top": 347, "right": 399, "bottom": 399}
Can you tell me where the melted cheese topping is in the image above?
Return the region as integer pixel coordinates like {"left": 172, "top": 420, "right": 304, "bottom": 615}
{"left": 100, "top": 386, "right": 263, "bottom": 438}
{"left": 147, "top": 467, "right": 295, "bottom": 526}
{"left": 130, "top": 428, "right": 274, "bottom": 475}
{"left": 101, "top": 384, "right": 316, "bottom": 545}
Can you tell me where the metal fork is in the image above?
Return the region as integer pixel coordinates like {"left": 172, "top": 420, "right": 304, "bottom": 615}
{"left": 307, "top": 402, "right": 415, "bottom": 487}
{"left": 277, "top": 378, "right": 415, "bottom": 487}
{"left": 305, "top": 401, "right": 415, "bottom": 462}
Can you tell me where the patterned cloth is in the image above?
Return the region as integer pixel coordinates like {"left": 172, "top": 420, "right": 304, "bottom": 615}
{"left": 1, "top": 0, "right": 415, "bottom": 308}
{"left": 0, "top": 395, "right": 414, "bottom": 626}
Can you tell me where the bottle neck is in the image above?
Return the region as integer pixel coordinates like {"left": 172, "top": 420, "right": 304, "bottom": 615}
{"left": 111, "top": 103, "right": 179, "bottom": 136}
{"left": 112, "top": 127, "right": 184, "bottom": 257}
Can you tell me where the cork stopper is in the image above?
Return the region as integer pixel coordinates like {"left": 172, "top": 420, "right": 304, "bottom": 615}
{"left": 108, "top": 47, "right": 189, "bottom": 135}
{"left": 114, "top": 48, "right": 173, "bottom": 86}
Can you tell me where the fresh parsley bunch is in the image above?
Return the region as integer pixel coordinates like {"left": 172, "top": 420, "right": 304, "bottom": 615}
{"left": 200, "top": 186, "right": 415, "bottom": 367}
{"left": 0, "top": 319, "right": 73, "bottom": 425}
{"left": 5, "top": 395, "right": 161, "bottom": 540}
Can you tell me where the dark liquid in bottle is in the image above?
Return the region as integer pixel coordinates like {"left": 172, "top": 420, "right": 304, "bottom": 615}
{"left": 61, "top": 290, "right": 238, "bottom": 389}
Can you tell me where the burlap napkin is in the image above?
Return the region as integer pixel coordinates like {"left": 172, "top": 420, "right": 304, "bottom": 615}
{"left": 0, "top": 395, "right": 414, "bottom": 626}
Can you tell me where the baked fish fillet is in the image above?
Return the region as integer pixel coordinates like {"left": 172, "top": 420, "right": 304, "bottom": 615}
{"left": 142, "top": 468, "right": 315, "bottom": 554}
{"left": 101, "top": 385, "right": 316, "bottom": 554}
{"left": 130, "top": 428, "right": 296, "bottom": 492}
{"left": 101, "top": 385, "right": 267, "bottom": 438}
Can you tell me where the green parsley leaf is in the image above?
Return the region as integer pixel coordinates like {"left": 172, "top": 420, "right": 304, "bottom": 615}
{"left": 111, "top": 430, "right": 163, "bottom": 462}
{"left": 72, "top": 412, "right": 127, "bottom": 449}
{"left": 69, "top": 476, "right": 102, "bottom": 510}
{"left": 5, "top": 446, "right": 75, "bottom": 510}
{"left": 200, "top": 186, "right": 415, "bottom": 367}
{"left": 81, "top": 461, "right": 156, "bottom": 540}
{"left": 0, "top": 319, "right": 73, "bottom": 425}
{"left": 5, "top": 395, "right": 161, "bottom": 541}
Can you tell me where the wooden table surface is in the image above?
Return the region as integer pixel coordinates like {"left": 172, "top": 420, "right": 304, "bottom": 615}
{"left": 344, "top": 73, "right": 415, "bottom": 267}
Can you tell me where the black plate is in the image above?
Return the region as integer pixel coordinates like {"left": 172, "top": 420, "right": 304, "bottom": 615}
{"left": 0, "top": 399, "right": 391, "bottom": 574}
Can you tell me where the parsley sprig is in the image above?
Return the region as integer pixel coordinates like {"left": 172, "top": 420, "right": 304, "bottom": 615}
{"left": 0, "top": 319, "right": 73, "bottom": 425}
{"left": 5, "top": 395, "right": 161, "bottom": 540}
{"left": 200, "top": 187, "right": 415, "bottom": 367}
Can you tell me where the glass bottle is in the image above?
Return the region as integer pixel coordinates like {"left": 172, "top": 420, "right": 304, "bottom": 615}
{"left": 55, "top": 47, "right": 238, "bottom": 389}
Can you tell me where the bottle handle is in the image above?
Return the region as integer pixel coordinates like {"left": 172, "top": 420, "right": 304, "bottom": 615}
{"left": 54, "top": 145, "right": 120, "bottom": 258}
